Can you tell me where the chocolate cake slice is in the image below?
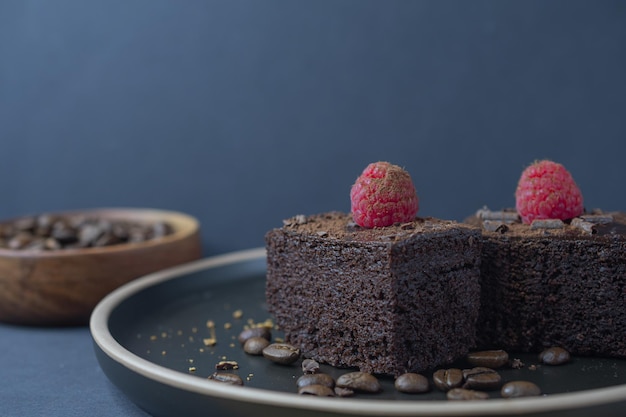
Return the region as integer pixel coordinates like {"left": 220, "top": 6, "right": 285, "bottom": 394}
{"left": 469, "top": 208, "right": 626, "bottom": 358}
{"left": 265, "top": 212, "right": 482, "bottom": 376}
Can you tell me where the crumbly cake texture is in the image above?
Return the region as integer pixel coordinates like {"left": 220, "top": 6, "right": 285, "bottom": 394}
{"left": 468, "top": 208, "right": 626, "bottom": 358}
{"left": 265, "top": 212, "right": 482, "bottom": 376}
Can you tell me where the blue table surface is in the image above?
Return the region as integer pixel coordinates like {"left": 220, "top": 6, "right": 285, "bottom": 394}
{"left": 0, "top": 323, "right": 150, "bottom": 417}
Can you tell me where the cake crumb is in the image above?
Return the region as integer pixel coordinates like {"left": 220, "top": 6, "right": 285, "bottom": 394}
{"left": 510, "top": 358, "right": 524, "bottom": 369}
{"left": 232, "top": 309, "right": 243, "bottom": 319}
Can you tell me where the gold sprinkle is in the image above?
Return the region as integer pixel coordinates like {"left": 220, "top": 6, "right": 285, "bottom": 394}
{"left": 274, "top": 337, "right": 284, "bottom": 343}
{"left": 215, "top": 360, "right": 239, "bottom": 370}
{"left": 199, "top": 348, "right": 205, "bottom": 353}
{"left": 232, "top": 309, "right": 243, "bottom": 319}
{"left": 188, "top": 367, "right": 197, "bottom": 373}
{"left": 161, "top": 350, "right": 167, "bottom": 356}
{"left": 188, "top": 359, "right": 194, "bottom": 364}
{"left": 161, "top": 332, "right": 168, "bottom": 338}
{"left": 177, "top": 330, "right": 183, "bottom": 336}
{"left": 203, "top": 320, "right": 217, "bottom": 345}
{"left": 189, "top": 336, "right": 195, "bottom": 343}
{"left": 203, "top": 338, "right": 217, "bottom": 347}
{"left": 224, "top": 322, "right": 232, "bottom": 330}
{"left": 149, "top": 335, "right": 157, "bottom": 341}
{"left": 229, "top": 343, "right": 235, "bottom": 348}
{"left": 191, "top": 327, "right": 198, "bottom": 333}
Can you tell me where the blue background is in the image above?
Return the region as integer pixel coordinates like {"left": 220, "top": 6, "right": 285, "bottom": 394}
{"left": 1, "top": 1, "right": 626, "bottom": 416}
{"left": 1, "top": 0, "right": 625, "bottom": 256}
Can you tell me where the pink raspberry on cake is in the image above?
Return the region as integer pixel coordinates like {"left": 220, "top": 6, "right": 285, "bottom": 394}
{"left": 350, "top": 161, "right": 419, "bottom": 228}
{"left": 515, "top": 160, "right": 584, "bottom": 224}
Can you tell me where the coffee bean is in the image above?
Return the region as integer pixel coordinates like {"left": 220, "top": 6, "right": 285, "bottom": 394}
{"left": 336, "top": 372, "right": 381, "bottom": 393}
{"left": 462, "top": 367, "right": 502, "bottom": 390}
{"left": 262, "top": 343, "right": 300, "bottom": 365}
{"left": 238, "top": 327, "right": 271, "bottom": 345}
{"left": 433, "top": 368, "right": 464, "bottom": 392}
{"left": 8, "top": 232, "right": 33, "bottom": 249}
{"left": 334, "top": 386, "right": 354, "bottom": 397}
{"left": 539, "top": 347, "right": 570, "bottom": 365}
{"left": 208, "top": 372, "right": 243, "bottom": 385}
{"left": 447, "top": 388, "right": 489, "bottom": 401}
{"left": 302, "top": 358, "right": 320, "bottom": 374}
{"left": 243, "top": 336, "right": 270, "bottom": 355}
{"left": 501, "top": 381, "right": 541, "bottom": 398}
{"left": 466, "top": 350, "right": 509, "bottom": 369}
{"left": 298, "top": 384, "right": 335, "bottom": 396}
{"left": 394, "top": 373, "right": 430, "bottom": 394}
{"left": 296, "top": 373, "right": 335, "bottom": 389}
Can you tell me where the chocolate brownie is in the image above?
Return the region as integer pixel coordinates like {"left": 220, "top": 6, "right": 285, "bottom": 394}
{"left": 468, "top": 208, "right": 626, "bottom": 358}
{"left": 265, "top": 212, "right": 482, "bottom": 376}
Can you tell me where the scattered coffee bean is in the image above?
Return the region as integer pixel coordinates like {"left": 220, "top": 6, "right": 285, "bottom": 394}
{"left": 394, "top": 373, "right": 430, "bottom": 394}
{"left": 298, "top": 384, "right": 335, "bottom": 396}
{"left": 447, "top": 388, "right": 489, "bottom": 401}
{"left": 501, "top": 381, "right": 541, "bottom": 398}
{"left": 433, "top": 368, "right": 464, "bottom": 392}
{"left": 302, "top": 358, "right": 320, "bottom": 374}
{"left": 466, "top": 350, "right": 509, "bottom": 369}
{"left": 296, "top": 373, "right": 335, "bottom": 389}
{"left": 215, "top": 360, "right": 239, "bottom": 370}
{"left": 462, "top": 367, "right": 502, "bottom": 390}
{"left": 539, "top": 347, "right": 570, "bottom": 365}
{"left": 336, "top": 372, "right": 381, "bottom": 393}
{"left": 334, "top": 386, "right": 355, "bottom": 397}
{"left": 208, "top": 372, "right": 243, "bottom": 385}
{"left": 262, "top": 343, "right": 301, "bottom": 365}
{"left": 243, "top": 336, "right": 270, "bottom": 355}
{"left": 238, "top": 327, "right": 271, "bottom": 345}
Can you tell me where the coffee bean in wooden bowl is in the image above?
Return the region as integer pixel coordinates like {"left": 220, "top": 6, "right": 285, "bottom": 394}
{"left": 0, "top": 208, "right": 202, "bottom": 326}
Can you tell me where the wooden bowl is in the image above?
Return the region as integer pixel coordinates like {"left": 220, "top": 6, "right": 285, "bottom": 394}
{"left": 0, "top": 208, "right": 202, "bottom": 326}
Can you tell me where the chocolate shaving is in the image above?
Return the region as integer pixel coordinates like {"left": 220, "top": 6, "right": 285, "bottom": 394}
{"left": 482, "top": 220, "right": 509, "bottom": 234}
{"left": 283, "top": 215, "right": 307, "bottom": 227}
{"left": 476, "top": 207, "right": 520, "bottom": 223}
{"left": 579, "top": 214, "right": 613, "bottom": 224}
{"left": 571, "top": 218, "right": 596, "bottom": 234}
{"left": 530, "top": 219, "right": 564, "bottom": 229}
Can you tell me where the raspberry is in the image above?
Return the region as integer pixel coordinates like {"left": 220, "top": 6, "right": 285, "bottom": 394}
{"left": 350, "top": 161, "right": 419, "bottom": 228}
{"left": 515, "top": 160, "right": 584, "bottom": 224}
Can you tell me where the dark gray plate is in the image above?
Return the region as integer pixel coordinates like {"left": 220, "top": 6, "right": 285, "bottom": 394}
{"left": 90, "top": 248, "right": 626, "bottom": 417}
